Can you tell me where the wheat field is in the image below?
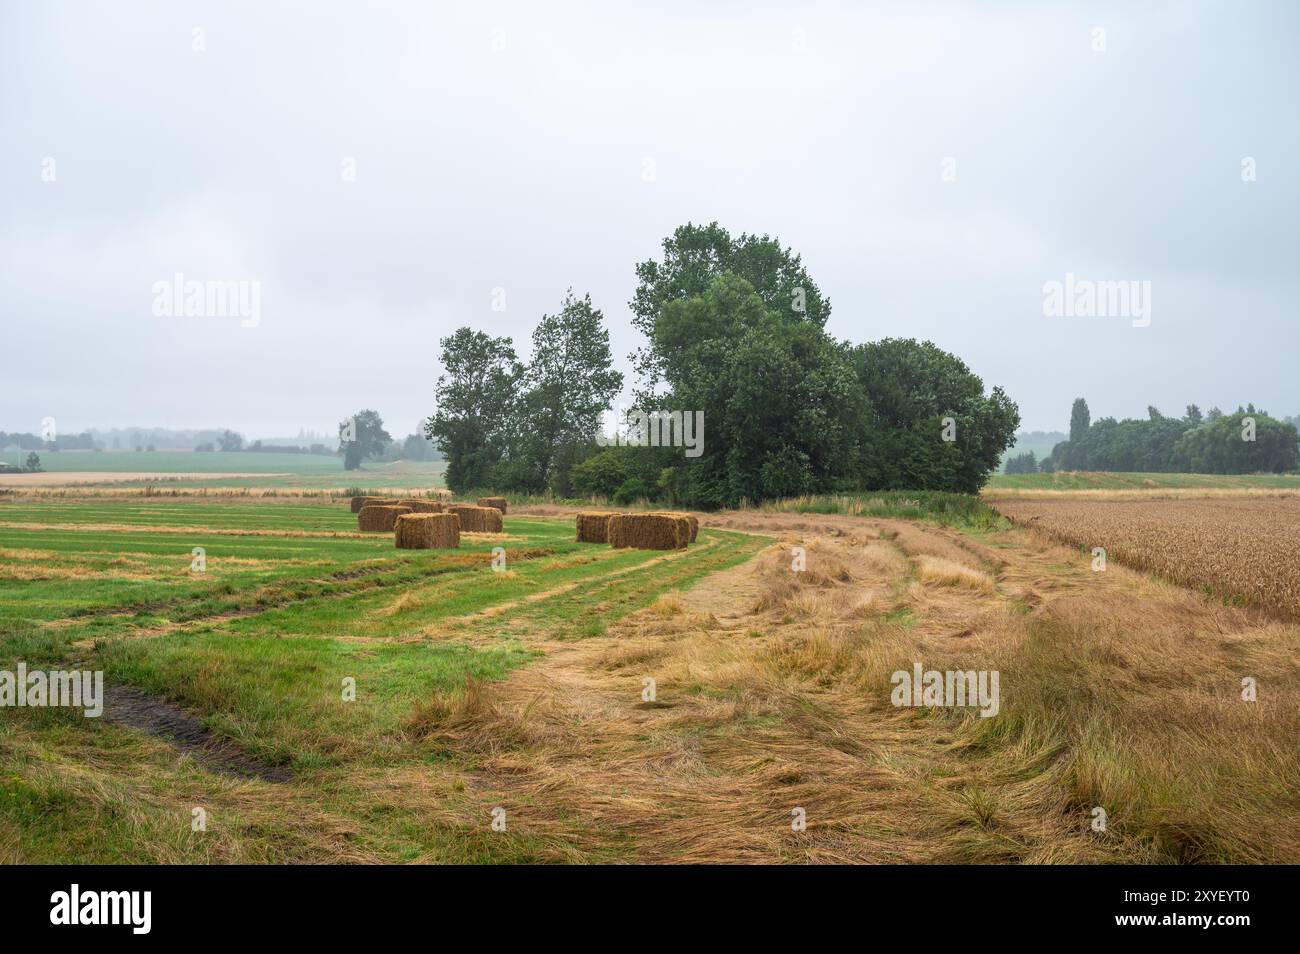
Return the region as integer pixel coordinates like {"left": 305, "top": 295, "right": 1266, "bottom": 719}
{"left": 992, "top": 496, "right": 1300, "bottom": 619}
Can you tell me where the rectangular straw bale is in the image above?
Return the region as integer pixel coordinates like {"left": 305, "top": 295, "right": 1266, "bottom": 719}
{"left": 394, "top": 512, "right": 459, "bottom": 549}
{"left": 608, "top": 513, "right": 689, "bottom": 550}
{"left": 448, "top": 504, "right": 503, "bottom": 533}
{"left": 358, "top": 504, "right": 412, "bottom": 532}
{"left": 398, "top": 499, "right": 444, "bottom": 513}
{"left": 350, "top": 495, "right": 385, "bottom": 513}
{"left": 477, "top": 496, "right": 508, "bottom": 514}
{"left": 576, "top": 511, "right": 613, "bottom": 543}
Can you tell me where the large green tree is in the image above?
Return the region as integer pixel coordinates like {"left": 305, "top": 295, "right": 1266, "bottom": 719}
{"left": 424, "top": 329, "right": 522, "bottom": 492}
{"left": 649, "top": 272, "right": 871, "bottom": 508}
{"left": 517, "top": 291, "right": 623, "bottom": 494}
{"left": 630, "top": 222, "right": 830, "bottom": 395}
{"left": 849, "top": 338, "right": 1020, "bottom": 494}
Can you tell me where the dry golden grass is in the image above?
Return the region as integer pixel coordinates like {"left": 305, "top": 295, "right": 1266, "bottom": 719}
{"left": 396, "top": 508, "right": 1299, "bottom": 863}
{"left": 914, "top": 555, "right": 996, "bottom": 592}
{"left": 994, "top": 497, "right": 1300, "bottom": 619}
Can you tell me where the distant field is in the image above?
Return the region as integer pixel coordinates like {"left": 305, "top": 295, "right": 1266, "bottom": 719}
{"left": 985, "top": 470, "right": 1300, "bottom": 493}
{"left": 0, "top": 450, "right": 445, "bottom": 489}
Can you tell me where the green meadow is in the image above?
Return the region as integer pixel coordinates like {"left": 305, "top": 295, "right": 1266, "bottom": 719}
{"left": 0, "top": 497, "right": 763, "bottom": 862}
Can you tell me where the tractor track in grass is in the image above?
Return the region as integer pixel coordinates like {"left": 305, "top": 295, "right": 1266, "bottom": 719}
{"left": 100, "top": 686, "right": 293, "bottom": 783}
{"left": 62, "top": 547, "right": 560, "bottom": 646}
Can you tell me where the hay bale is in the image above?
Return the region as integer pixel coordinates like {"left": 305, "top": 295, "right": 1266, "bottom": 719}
{"left": 477, "top": 496, "right": 508, "bottom": 514}
{"left": 394, "top": 512, "right": 459, "bottom": 549}
{"left": 648, "top": 511, "right": 698, "bottom": 543}
{"left": 576, "top": 511, "right": 614, "bottom": 543}
{"left": 398, "top": 499, "right": 444, "bottom": 513}
{"left": 358, "top": 505, "right": 412, "bottom": 532}
{"left": 448, "top": 504, "right": 504, "bottom": 533}
{"left": 607, "top": 513, "right": 689, "bottom": 550}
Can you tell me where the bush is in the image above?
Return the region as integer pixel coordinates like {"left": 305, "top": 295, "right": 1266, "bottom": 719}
{"left": 613, "top": 477, "right": 654, "bottom": 504}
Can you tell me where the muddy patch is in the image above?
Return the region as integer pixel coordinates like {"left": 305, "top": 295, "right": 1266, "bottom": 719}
{"left": 101, "top": 686, "right": 291, "bottom": 783}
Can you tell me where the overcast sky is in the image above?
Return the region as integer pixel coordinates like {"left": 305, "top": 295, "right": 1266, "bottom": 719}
{"left": 2, "top": 0, "right": 1296, "bottom": 438}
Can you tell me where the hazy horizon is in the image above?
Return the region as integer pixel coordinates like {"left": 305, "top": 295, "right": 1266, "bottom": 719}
{"left": 4, "top": 0, "right": 1297, "bottom": 438}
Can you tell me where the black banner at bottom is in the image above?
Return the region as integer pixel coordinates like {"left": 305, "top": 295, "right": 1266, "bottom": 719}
{"left": 0, "top": 864, "right": 1282, "bottom": 940}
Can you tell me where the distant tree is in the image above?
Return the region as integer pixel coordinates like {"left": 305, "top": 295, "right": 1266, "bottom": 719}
{"left": 1004, "top": 450, "right": 1038, "bottom": 474}
{"left": 146, "top": 444, "right": 155, "bottom": 452}
{"left": 24, "top": 452, "right": 42, "bottom": 472}
{"left": 425, "top": 329, "right": 523, "bottom": 492}
{"left": 400, "top": 433, "right": 436, "bottom": 462}
{"left": 1069, "top": 398, "right": 1091, "bottom": 442}
{"left": 218, "top": 430, "right": 244, "bottom": 452}
{"left": 339, "top": 410, "right": 392, "bottom": 471}
{"left": 1174, "top": 413, "right": 1299, "bottom": 474}
{"left": 1184, "top": 404, "right": 1204, "bottom": 426}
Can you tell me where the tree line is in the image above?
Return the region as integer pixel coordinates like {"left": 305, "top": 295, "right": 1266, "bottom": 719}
{"left": 426, "top": 222, "right": 1021, "bottom": 507}
{"left": 1027, "top": 398, "right": 1300, "bottom": 474}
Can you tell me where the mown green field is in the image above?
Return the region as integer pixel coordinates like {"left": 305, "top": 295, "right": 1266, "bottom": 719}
{"left": 984, "top": 470, "right": 1300, "bottom": 491}
{"left": 0, "top": 497, "right": 763, "bottom": 862}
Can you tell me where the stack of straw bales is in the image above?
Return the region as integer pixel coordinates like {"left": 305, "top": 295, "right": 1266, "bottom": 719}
{"left": 358, "top": 504, "right": 412, "bottom": 531}
{"left": 448, "top": 504, "right": 504, "bottom": 533}
{"left": 398, "top": 499, "right": 444, "bottom": 513}
{"left": 607, "top": 513, "right": 691, "bottom": 550}
{"left": 576, "top": 512, "right": 614, "bottom": 543}
{"left": 394, "top": 512, "right": 460, "bottom": 549}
